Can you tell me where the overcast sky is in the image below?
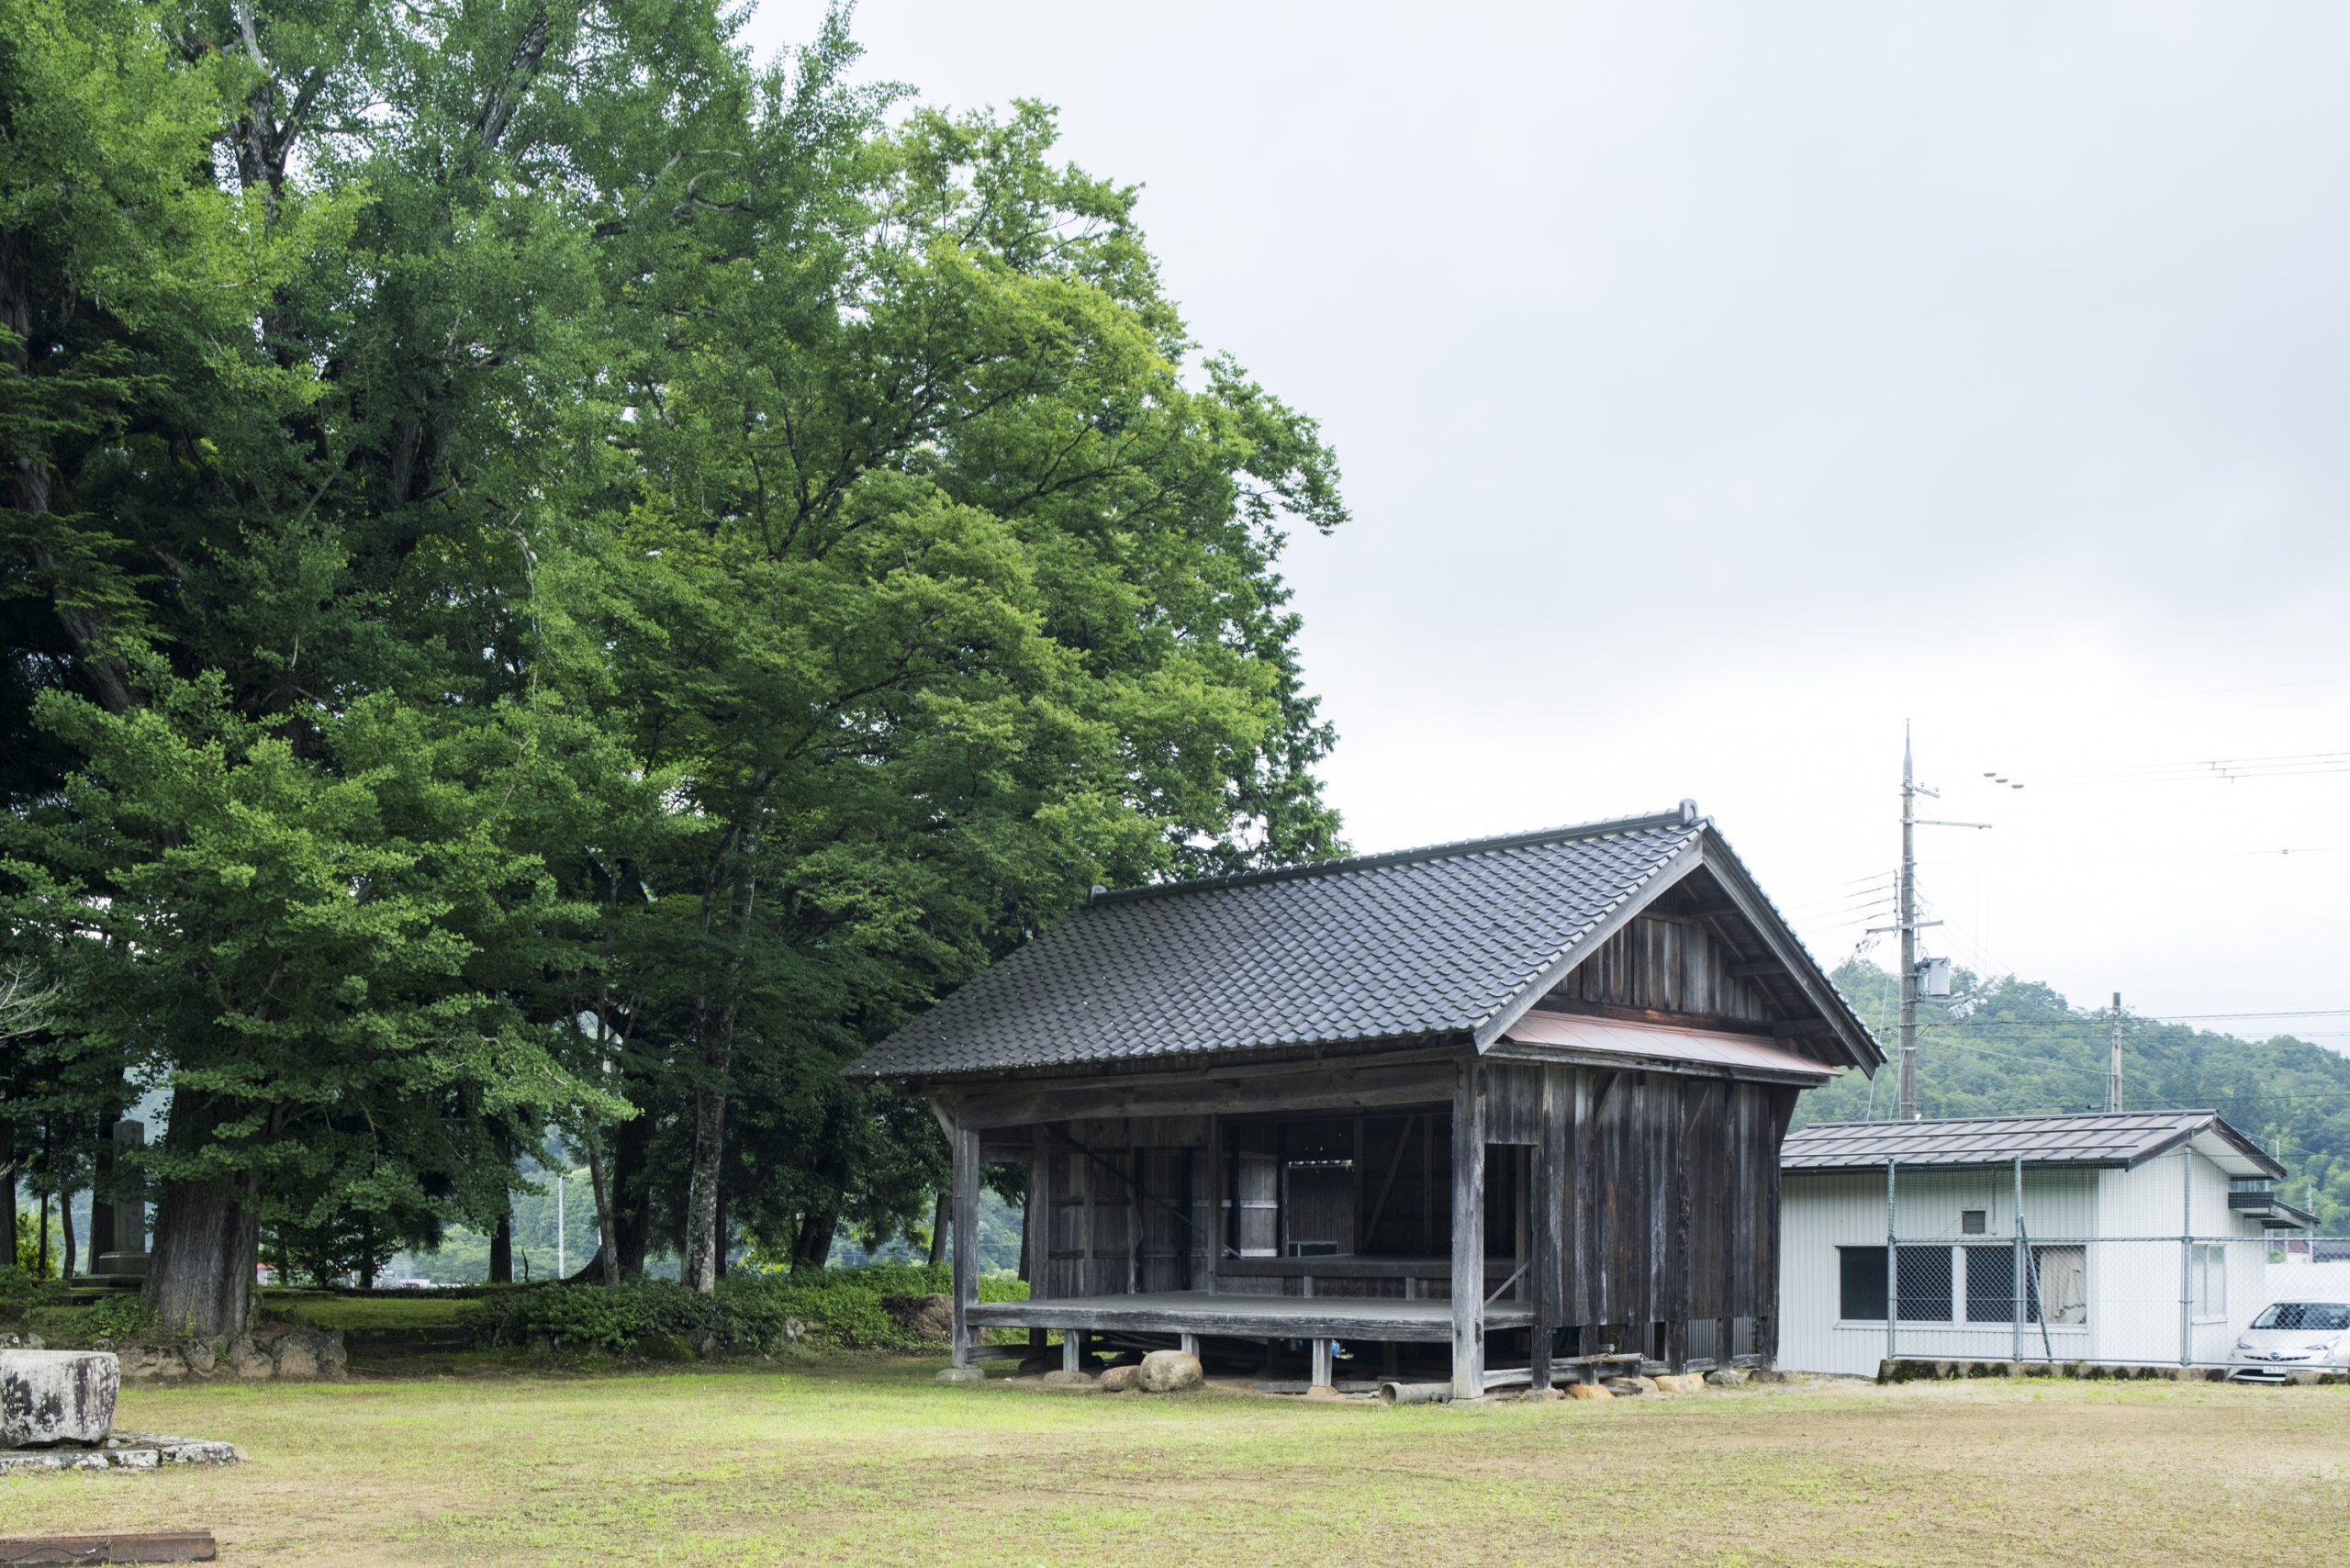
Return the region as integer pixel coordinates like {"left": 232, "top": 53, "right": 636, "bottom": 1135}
{"left": 749, "top": 2, "right": 2350, "bottom": 1047}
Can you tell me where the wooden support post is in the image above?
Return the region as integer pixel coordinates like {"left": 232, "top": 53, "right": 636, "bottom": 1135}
{"left": 1063, "top": 1330, "right": 1084, "bottom": 1373}
{"left": 1205, "top": 1114, "right": 1223, "bottom": 1294}
{"left": 1180, "top": 1332, "right": 1199, "bottom": 1358}
{"left": 1531, "top": 1068, "right": 1567, "bottom": 1393}
{"left": 1028, "top": 1125, "right": 1052, "bottom": 1301}
{"left": 1311, "top": 1337, "right": 1334, "bottom": 1389}
{"left": 950, "top": 1114, "right": 980, "bottom": 1370}
{"left": 1450, "top": 1057, "right": 1486, "bottom": 1400}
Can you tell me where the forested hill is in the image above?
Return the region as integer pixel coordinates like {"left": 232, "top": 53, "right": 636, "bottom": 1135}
{"left": 1798, "top": 959, "right": 2350, "bottom": 1232}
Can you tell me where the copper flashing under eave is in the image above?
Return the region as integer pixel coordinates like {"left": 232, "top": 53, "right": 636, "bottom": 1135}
{"left": 1500, "top": 1009, "right": 1840, "bottom": 1082}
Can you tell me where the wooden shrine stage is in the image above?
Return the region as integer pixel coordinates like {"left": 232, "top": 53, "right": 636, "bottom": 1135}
{"left": 968, "top": 1290, "right": 1538, "bottom": 1344}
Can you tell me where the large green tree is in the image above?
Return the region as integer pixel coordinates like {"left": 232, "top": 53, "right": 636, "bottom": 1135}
{"left": 561, "top": 95, "right": 1348, "bottom": 1290}
{"left": 4, "top": 3, "right": 1350, "bottom": 1323}
{"left": 1, "top": 0, "right": 763, "bottom": 1330}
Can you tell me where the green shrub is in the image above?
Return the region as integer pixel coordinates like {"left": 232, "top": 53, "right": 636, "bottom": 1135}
{"left": 457, "top": 1265, "right": 1030, "bottom": 1355}
{"left": 0, "top": 1263, "right": 61, "bottom": 1317}
{"left": 79, "top": 1294, "right": 159, "bottom": 1342}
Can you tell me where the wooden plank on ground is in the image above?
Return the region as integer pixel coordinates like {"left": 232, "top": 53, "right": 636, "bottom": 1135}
{"left": 0, "top": 1532, "right": 218, "bottom": 1564}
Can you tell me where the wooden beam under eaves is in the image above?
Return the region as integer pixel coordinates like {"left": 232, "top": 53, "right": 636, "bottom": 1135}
{"left": 1729, "top": 959, "right": 1787, "bottom": 979}
{"left": 1772, "top": 1018, "right": 1834, "bottom": 1037}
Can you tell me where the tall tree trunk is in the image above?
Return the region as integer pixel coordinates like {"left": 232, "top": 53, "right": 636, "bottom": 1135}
{"left": 143, "top": 1092, "right": 259, "bottom": 1337}
{"left": 37, "top": 1189, "right": 49, "bottom": 1277}
{"left": 584, "top": 1135, "right": 620, "bottom": 1286}
{"left": 60, "top": 1178, "right": 75, "bottom": 1281}
{"left": 610, "top": 1103, "right": 653, "bottom": 1280}
{"left": 90, "top": 1111, "right": 115, "bottom": 1273}
{"left": 928, "top": 1193, "right": 948, "bottom": 1267}
{"left": 681, "top": 814, "right": 763, "bottom": 1294}
{"left": 488, "top": 1214, "right": 513, "bottom": 1284}
{"left": 1, "top": 1120, "right": 14, "bottom": 1264}
{"left": 791, "top": 1205, "right": 836, "bottom": 1271}
{"left": 712, "top": 1181, "right": 728, "bottom": 1282}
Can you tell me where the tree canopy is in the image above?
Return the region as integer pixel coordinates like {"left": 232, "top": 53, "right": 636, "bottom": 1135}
{"left": 1, "top": 1, "right": 1347, "bottom": 1330}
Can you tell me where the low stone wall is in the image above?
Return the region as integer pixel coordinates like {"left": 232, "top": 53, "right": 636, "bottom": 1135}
{"left": 98, "top": 1328, "right": 348, "bottom": 1383}
{"left": 1878, "top": 1357, "right": 2345, "bottom": 1386}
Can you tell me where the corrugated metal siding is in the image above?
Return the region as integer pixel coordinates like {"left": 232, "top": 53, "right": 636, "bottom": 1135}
{"left": 1778, "top": 1168, "right": 2100, "bottom": 1375}
{"left": 2093, "top": 1150, "right": 2273, "bottom": 1363}
{"left": 1784, "top": 1147, "right": 2287, "bottom": 1372}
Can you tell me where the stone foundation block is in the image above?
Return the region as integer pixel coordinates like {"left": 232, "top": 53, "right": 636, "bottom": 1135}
{"left": 2, "top": 1350, "right": 120, "bottom": 1447}
{"left": 1138, "top": 1350, "right": 1203, "bottom": 1393}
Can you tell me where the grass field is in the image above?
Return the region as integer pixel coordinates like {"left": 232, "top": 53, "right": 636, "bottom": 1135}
{"left": 3, "top": 1362, "right": 2344, "bottom": 1566}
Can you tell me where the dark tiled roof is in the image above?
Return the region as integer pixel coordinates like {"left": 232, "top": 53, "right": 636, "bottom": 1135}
{"left": 847, "top": 810, "right": 1709, "bottom": 1079}
{"left": 1781, "top": 1111, "right": 2285, "bottom": 1178}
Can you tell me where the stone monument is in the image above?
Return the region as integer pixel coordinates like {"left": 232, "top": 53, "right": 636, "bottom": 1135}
{"left": 0, "top": 1350, "right": 236, "bottom": 1473}
{"left": 92, "top": 1119, "right": 151, "bottom": 1280}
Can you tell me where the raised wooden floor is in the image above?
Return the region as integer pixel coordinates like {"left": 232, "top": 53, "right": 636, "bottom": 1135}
{"left": 968, "top": 1291, "right": 1535, "bottom": 1343}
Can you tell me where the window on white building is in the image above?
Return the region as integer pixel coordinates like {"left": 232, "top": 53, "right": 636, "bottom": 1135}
{"left": 2194, "top": 1243, "right": 2227, "bottom": 1320}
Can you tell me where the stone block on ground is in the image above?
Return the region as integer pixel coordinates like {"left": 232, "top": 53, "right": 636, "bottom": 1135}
{"left": 1138, "top": 1350, "right": 1204, "bottom": 1394}
{"left": 1098, "top": 1364, "right": 1143, "bottom": 1393}
{"left": 269, "top": 1329, "right": 344, "bottom": 1381}
{"left": 229, "top": 1337, "right": 274, "bottom": 1380}
{"left": 934, "top": 1364, "right": 986, "bottom": 1384}
{"left": 1040, "top": 1369, "right": 1099, "bottom": 1394}
{"left": 2, "top": 1350, "right": 120, "bottom": 1446}
{"left": 879, "top": 1294, "right": 954, "bottom": 1344}
{"left": 1565, "top": 1381, "right": 1614, "bottom": 1401}
{"left": 1599, "top": 1376, "right": 1645, "bottom": 1396}
{"left": 1652, "top": 1372, "right": 1707, "bottom": 1394}
{"left": 1703, "top": 1367, "right": 1748, "bottom": 1388}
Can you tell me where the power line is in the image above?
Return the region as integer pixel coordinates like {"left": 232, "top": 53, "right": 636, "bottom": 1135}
{"left": 2146, "top": 1008, "right": 2350, "bottom": 1022}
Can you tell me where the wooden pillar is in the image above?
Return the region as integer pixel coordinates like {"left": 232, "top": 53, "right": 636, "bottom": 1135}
{"left": 1450, "top": 1057, "right": 1485, "bottom": 1400}
{"left": 950, "top": 1114, "right": 980, "bottom": 1370}
{"left": 1180, "top": 1332, "right": 1199, "bottom": 1357}
{"left": 1532, "top": 1067, "right": 1567, "bottom": 1391}
{"left": 1063, "top": 1329, "right": 1084, "bottom": 1372}
{"left": 1028, "top": 1126, "right": 1052, "bottom": 1300}
{"left": 1311, "top": 1337, "right": 1333, "bottom": 1389}
{"left": 1204, "top": 1114, "right": 1223, "bottom": 1295}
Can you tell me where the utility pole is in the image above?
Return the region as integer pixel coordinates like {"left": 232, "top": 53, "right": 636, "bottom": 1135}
{"left": 1877, "top": 728, "right": 1989, "bottom": 1123}
{"left": 1898, "top": 732, "right": 1919, "bottom": 1121}
{"left": 2108, "top": 993, "right": 2123, "bottom": 1113}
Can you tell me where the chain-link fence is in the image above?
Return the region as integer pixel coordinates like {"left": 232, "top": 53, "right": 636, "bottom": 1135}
{"left": 1853, "top": 1150, "right": 2341, "bottom": 1372}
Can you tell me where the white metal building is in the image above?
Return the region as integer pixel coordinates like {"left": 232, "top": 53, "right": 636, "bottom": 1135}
{"left": 1775, "top": 1111, "right": 2314, "bottom": 1377}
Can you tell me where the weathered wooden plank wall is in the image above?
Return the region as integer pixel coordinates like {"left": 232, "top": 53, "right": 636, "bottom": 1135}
{"left": 1526, "top": 1066, "right": 1790, "bottom": 1362}
{"left": 1540, "top": 914, "right": 1772, "bottom": 1021}
{"left": 1002, "top": 1059, "right": 1800, "bottom": 1370}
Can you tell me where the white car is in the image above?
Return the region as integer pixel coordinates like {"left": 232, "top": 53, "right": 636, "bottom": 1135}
{"left": 2228, "top": 1300, "right": 2350, "bottom": 1383}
